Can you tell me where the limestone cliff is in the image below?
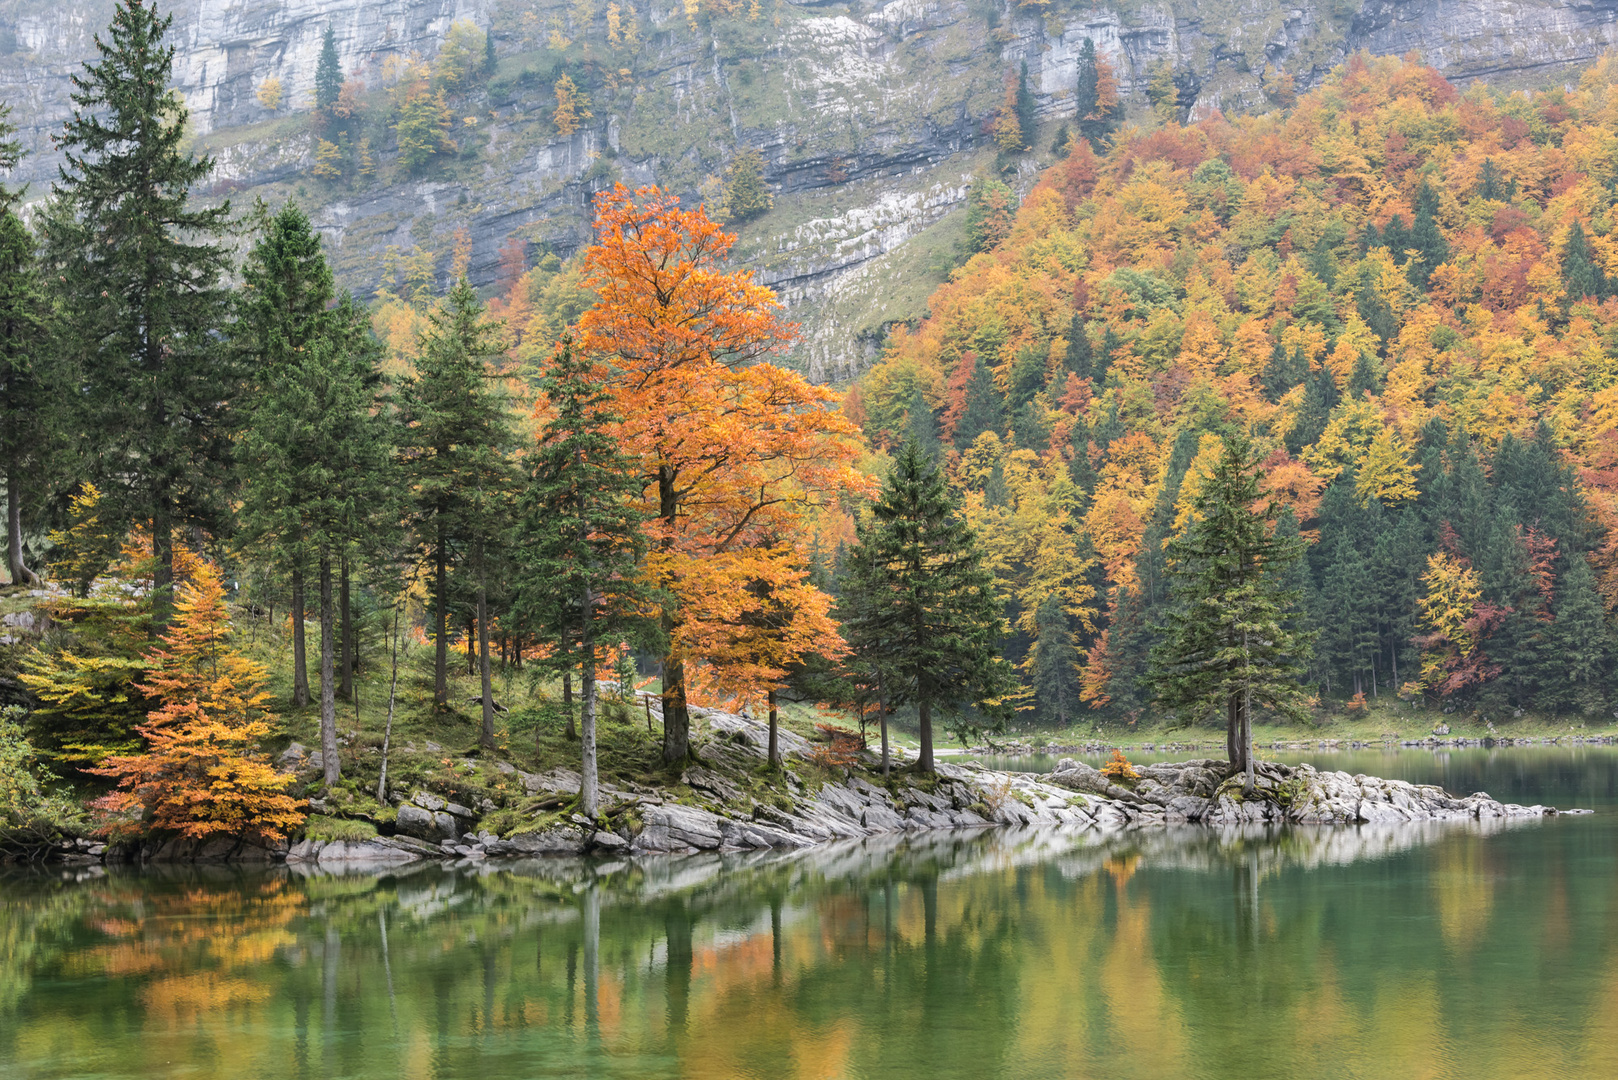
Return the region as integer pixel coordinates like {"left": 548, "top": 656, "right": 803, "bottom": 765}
{"left": 1, "top": 0, "right": 1614, "bottom": 379}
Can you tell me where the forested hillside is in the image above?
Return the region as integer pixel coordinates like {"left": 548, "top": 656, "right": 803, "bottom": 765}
{"left": 848, "top": 53, "right": 1618, "bottom": 724}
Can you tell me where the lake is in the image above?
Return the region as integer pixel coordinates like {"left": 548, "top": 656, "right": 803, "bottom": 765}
{"left": 3, "top": 747, "right": 1617, "bottom": 1080}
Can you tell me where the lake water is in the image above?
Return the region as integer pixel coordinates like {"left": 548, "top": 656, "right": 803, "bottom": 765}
{"left": 4, "top": 747, "right": 1618, "bottom": 1080}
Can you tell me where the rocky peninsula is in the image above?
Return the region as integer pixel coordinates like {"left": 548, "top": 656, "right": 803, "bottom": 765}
{"left": 33, "top": 708, "right": 1575, "bottom": 870}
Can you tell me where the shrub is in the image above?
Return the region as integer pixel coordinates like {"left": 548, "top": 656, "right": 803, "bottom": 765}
{"left": 1101, "top": 749, "right": 1139, "bottom": 785}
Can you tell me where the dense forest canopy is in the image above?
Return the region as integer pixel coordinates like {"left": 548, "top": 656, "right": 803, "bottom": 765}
{"left": 846, "top": 52, "right": 1618, "bottom": 724}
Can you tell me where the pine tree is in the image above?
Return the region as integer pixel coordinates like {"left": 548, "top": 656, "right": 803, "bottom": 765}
{"left": 1407, "top": 182, "right": 1448, "bottom": 290}
{"left": 1028, "top": 596, "right": 1080, "bottom": 726}
{"left": 399, "top": 277, "right": 516, "bottom": 738}
{"left": 1261, "top": 342, "right": 1308, "bottom": 403}
{"left": 902, "top": 386, "right": 942, "bottom": 460}
{"left": 1546, "top": 555, "right": 1610, "bottom": 716}
{"left": 1148, "top": 433, "right": 1313, "bottom": 787}
{"left": 515, "top": 339, "right": 649, "bottom": 815}
{"left": 840, "top": 440, "right": 1014, "bottom": 773}
{"left": 233, "top": 202, "right": 335, "bottom": 709}
{"left": 48, "top": 0, "right": 238, "bottom": 627}
{"left": 1478, "top": 157, "right": 1504, "bottom": 201}
{"left": 315, "top": 26, "right": 342, "bottom": 114}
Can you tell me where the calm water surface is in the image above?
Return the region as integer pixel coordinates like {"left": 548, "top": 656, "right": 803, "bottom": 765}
{"left": 4, "top": 747, "right": 1618, "bottom": 1080}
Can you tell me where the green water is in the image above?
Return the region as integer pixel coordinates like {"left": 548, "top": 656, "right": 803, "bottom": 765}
{"left": 4, "top": 748, "right": 1618, "bottom": 1080}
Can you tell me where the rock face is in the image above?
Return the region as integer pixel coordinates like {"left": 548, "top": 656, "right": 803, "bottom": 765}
{"left": 1, "top": 0, "right": 1613, "bottom": 380}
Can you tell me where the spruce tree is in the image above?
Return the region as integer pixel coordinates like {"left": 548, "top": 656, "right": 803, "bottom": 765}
{"left": 399, "top": 277, "right": 516, "bottom": 740}
{"left": 1407, "top": 182, "right": 1448, "bottom": 290}
{"left": 1064, "top": 311, "right": 1093, "bottom": 379}
{"left": 1074, "top": 39, "right": 1099, "bottom": 142}
{"left": 48, "top": 0, "right": 236, "bottom": 626}
{"left": 1029, "top": 596, "right": 1080, "bottom": 726}
{"left": 1562, "top": 220, "right": 1605, "bottom": 304}
{"left": 315, "top": 26, "right": 342, "bottom": 114}
{"left": 1148, "top": 433, "right": 1313, "bottom": 787}
{"left": 1546, "top": 555, "right": 1610, "bottom": 716}
{"left": 234, "top": 202, "right": 335, "bottom": 707}
{"left": 724, "top": 148, "right": 772, "bottom": 223}
{"left": 1015, "top": 60, "right": 1037, "bottom": 149}
{"left": 840, "top": 440, "right": 1013, "bottom": 773}
{"left": 902, "top": 386, "right": 942, "bottom": 460}
{"left": 0, "top": 105, "right": 51, "bottom": 587}
{"left": 515, "top": 339, "right": 649, "bottom": 815}
{"left": 954, "top": 357, "right": 1005, "bottom": 450}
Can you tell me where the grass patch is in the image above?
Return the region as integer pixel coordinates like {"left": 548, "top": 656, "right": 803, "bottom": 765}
{"left": 303, "top": 815, "right": 378, "bottom": 842}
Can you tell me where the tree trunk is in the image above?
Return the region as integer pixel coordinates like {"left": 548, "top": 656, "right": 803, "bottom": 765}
{"left": 433, "top": 529, "right": 448, "bottom": 706}
{"left": 5, "top": 458, "right": 39, "bottom": 586}
{"left": 1226, "top": 695, "right": 1240, "bottom": 771}
{"left": 319, "top": 554, "right": 340, "bottom": 787}
{"left": 579, "top": 588, "right": 599, "bottom": 818}
{"left": 917, "top": 692, "right": 934, "bottom": 775}
{"left": 466, "top": 615, "right": 476, "bottom": 675}
{"left": 879, "top": 676, "right": 890, "bottom": 778}
{"left": 334, "top": 563, "right": 351, "bottom": 705}
{"left": 377, "top": 598, "right": 402, "bottom": 803}
{"left": 291, "top": 566, "right": 309, "bottom": 707}
{"left": 657, "top": 465, "right": 690, "bottom": 764}
{"left": 478, "top": 559, "right": 495, "bottom": 750}
{"left": 338, "top": 557, "right": 353, "bottom": 702}
{"left": 562, "top": 671, "right": 577, "bottom": 741}
{"left": 661, "top": 654, "right": 691, "bottom": 763}
{"left": 151, "top": 503, "right": 174, "bottom": 633}
{"left": 767, "top": 688, "right": 779, "bottom": 769}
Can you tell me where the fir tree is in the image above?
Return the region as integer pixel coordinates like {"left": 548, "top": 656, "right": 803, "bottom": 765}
{"left": 1074, "top": 39, "right": 1099, "bottom": 141}
{"left": 1261, "top": 341, "right": 1307, "bottom": 403}
{"left": 1347, "top": 351, "right": 1382, "bottom": 399}
{"left": 1148, "top": 433, "right": 1313, "bottom": 787}
{"left": 1407, "top": 182, "right": 1448, "bottom": 290}
{"left": 1028, "top": 596, "right": 1080, "bottom": 726}
{"left": 398, "top": 277, "right": 516, "bottom": 738}
{"left": 840, "top": 440, "right": 1014, "bottom": 773}
{"left": 515, "top": 339, "right": 650, "bottom": 815}
{"left": 1478, "top": 157, "right": 1504, "bottom": 201}
{"left": 315, "top": 26, "right": 342, "bottom": 114}
{"left": 902, "top": 386, "right": 942, "bottom": 460}
{"left": 1546, "top": 555, "right": 1610, "bottom": 716}
{"left": 48, "top": 0, "right": 237, "bottom": 627}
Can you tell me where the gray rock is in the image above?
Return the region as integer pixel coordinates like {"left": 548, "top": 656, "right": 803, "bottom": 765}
{"left": 590, "top": 830, "right": 630, "bottom": 851}
{"left": 443, "top": 802, "right": 476, "bottom": 821}
{"left": 396, "top": 803, "right": 451, "bottom": 843}
{"left": 411, "top": 790, "right": 447, "bottom": 812}
{"left": 277, "top": 742, "right": 308, "bottom": 768}
{"left": 508, "top": 825, "right": 589, "bottom": 855}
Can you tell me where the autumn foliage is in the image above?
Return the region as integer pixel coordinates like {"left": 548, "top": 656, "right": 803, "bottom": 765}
{"left": 90, "top": 560, "right": 305, "bottom": 842}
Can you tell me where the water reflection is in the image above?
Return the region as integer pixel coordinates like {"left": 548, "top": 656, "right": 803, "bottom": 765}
{"left": 0, "top": 809, "right": 1613, "bottom": 1079}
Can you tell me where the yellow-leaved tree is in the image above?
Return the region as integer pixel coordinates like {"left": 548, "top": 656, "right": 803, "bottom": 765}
{"left": 90, "top": 560, "right": 305, "bottom": 842}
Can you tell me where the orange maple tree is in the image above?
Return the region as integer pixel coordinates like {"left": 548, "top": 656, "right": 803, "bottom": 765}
{"left": 91, "top": 560, "right": 305, "bottom": 843}
{"left": 574, "top": 184, "right": 868, "bottom": 761}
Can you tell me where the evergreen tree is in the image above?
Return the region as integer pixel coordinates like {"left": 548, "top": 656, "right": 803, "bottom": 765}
{"left": 724, "top": 148, "right": 772, "bottom": 223}
{"left": 1355, "top": 263, "right": 1397, "bottom": 348}
{"left": 1012, "top": 398, "right": 1052, "bottom": 452}
{"left": 1064, "top": 311, "right": 1093, "bottom": 379}
{"left": 1015, "top": 60, "right": 1037, "bottom": 149}
{"left": 1407, "top": 182, "right": 1448, "bottom": 290}
{"left": 237, "top": 290, "right": 395, "bottom": 788}
{"left": 1148, "top": 433, "right": 1312, "bottom": 786}
{"left": 1074, "top": 39, "right": 1099, "bottom": 141}
{"left": 233, "top": 202, "right": 335, "bottom": 708}
{"left": 1288, "top": 364, "right": 1339, "bottom": 455}
{"left": 1261, "top": 341, "right": 1307, "bottom": 403}
{"left": 1478, "top": 157, "right": 1504, "bottom": 201}
{"left": 1562, "top": 220, "right": 1605, "bottom": 304}
{"left": 1028, "top": 596, "right": 1080, "bottom": 726}
{"left": 955, "top": 356, "right": 1005, "bottom": 450}
{"left": 48, "top": 0, "right": 237, "bottom": 626}
{"left": 399, "top": 277, "right": 517, "bottom": 740}
{"left": 902, "top": 386, "right": 942, "bottom": 461}
{"left": 840, "top": 440, "right": 1014, "bottom": 773}
{"left": 515, "top": 339, "right": 650, "bottom": 815}
{"left": 1545, "top": 555, "right": 1610, "bottom": 716}
{"left": 1381, "top": 215, "right": 1411, "bottom": 263}
{"left": 1347, "top": 351, "right": 1382, "bottom": 399}
{"left": 0, "top": 107, "right": 51, "bottom": 586}
{"left": 315, "top": 26, "right": 342, "bottom": 114}
{"left": 484, "top": 24, "right": 497, "bottom": 76}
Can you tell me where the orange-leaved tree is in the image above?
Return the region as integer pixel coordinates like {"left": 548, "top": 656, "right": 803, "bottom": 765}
{"left": 576, "top": 184, "right": 867, "bottom": 762}
{"left": 90, "top": 559, "right": 305, "bottom": 842}
{"left": 679, "top": 542, "right": 848, "bottom": 767}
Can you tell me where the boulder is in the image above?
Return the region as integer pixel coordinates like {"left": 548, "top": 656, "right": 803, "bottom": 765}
{"left": 396, "top": 803, "right": 459, "bottom": 843}
{"left": 412, "top": 790, "right": 447, "bottom": 812}
{"left": 634, "top": 804, "right": 726, "bottom": 852}
{"left": 507, "top": 824, "right": 589, "bottom": 855}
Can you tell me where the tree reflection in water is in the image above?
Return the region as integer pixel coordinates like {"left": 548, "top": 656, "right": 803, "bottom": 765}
{"left": 2, "top": 813, "right": 1615, "bottom": 1080}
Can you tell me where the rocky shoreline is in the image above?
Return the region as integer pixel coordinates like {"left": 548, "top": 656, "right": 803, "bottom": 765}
{"left": 22, "top": 711, "right": 1584, "bottom": 869}
{"left": 972, "top": 734, "right": 1618, "bottom": 757}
